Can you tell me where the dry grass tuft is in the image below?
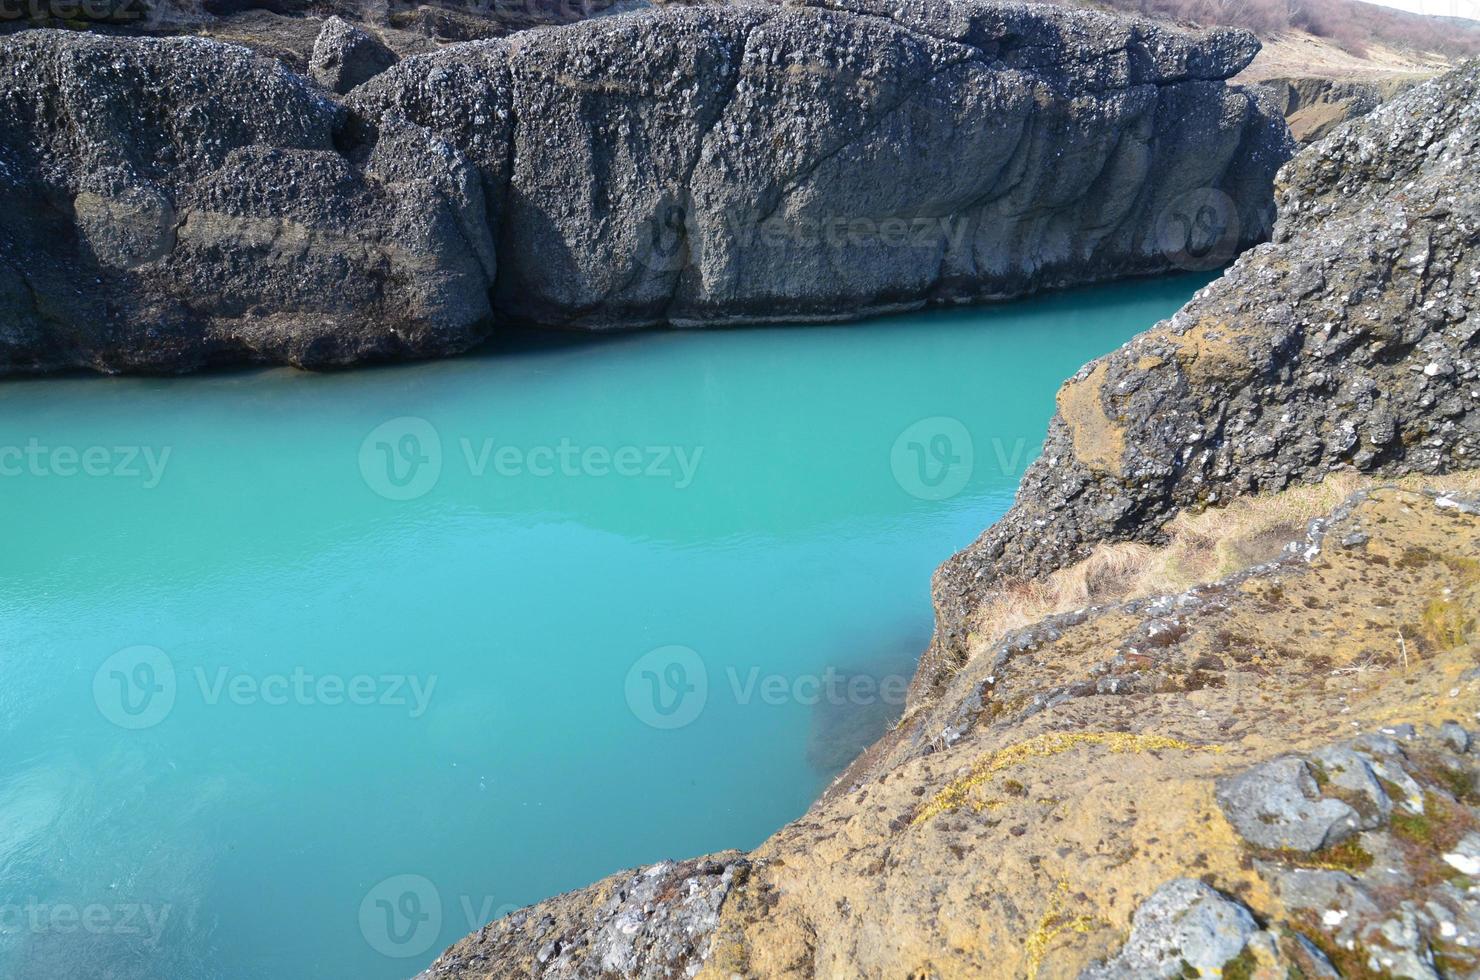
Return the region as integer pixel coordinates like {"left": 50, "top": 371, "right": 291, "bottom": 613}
{"left": 966, "top": 469, "right": 1480, "bottom": 662}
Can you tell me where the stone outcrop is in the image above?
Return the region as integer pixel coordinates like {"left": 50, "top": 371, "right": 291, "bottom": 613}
{"left": 352, "top": 0, "right": 1287, "bottom": 331}
{"left": 420, "top": 856, "right": 751, "bottom": 979}
{"left": 1089, "top": 717, "right": 1480, "bottom": 979}
{"left": 922, "top": 59, "right": 1479, "bottom": 699}
{"left": 1259, "top": 74, "right": 1418, "bottom": 144}
{"left": 415, "top": 485, "right": 1480, "bottom": 978}
{"left": 0, "top": 32, "right": 497, "bottom": 371}
{"left": 309, "top": 15, "right": 399, "bottom": 93}
{"left": 0, "top": 0, "right": 1289, "bottom": 373}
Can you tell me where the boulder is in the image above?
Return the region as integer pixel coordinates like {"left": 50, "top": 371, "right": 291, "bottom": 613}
{"left": 0, "top": 32, "right": 495, "bottom": 372}
{"left": 309, "top": 16, "right": 398, "bottom": 94}
{"left": 1215, "top": 756, "right": 1362, "bottom": 852}
{"left": 1078, "top": 879, "right": 1257, "bottom": 979}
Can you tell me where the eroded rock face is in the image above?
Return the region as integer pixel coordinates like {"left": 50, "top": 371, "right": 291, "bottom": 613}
{"left": 353, "top": 0, "right": 1288, "bottom": 330}
{"left": 1258, "top": 74, "right": 1416, "bottom": 145}
{"left": 924, "top": 60, "right": 1479, "bottom": 695}
{"left": 416, "top": 856, "right": 750, "bottom": 980}
{"left": 0, "top": 0, "right": 1289, "bottom": 373}
{"left": 0, "top": 32, "right": 496, "bottom": 372}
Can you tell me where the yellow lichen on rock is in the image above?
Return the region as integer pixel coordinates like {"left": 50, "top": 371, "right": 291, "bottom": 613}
{"left": 912, "top": 731, "right": 1214, "bottom": 825}
{"left": 1024, "top": 881, "right": 1100, "bottom": 978}
{"left": 1163, "top": 318, "right": 1262, "bottom": 387}
{"left": 1055, "top": 362, "right": 1125, "bottom": 478}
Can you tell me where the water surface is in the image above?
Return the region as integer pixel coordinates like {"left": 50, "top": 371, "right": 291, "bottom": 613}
{"left": 0, "top": 274, "right": 1212, "bottom": 979}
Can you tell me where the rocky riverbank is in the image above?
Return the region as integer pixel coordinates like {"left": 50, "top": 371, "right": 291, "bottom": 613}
{"left": 409, "top": 58, "right": 1479, "bottom": 980}
{"left": 923, "top": 56, "right": 1479, "bottom": 705}
{"left": 0, "top": 0, "right": 1288, "bottom": 373}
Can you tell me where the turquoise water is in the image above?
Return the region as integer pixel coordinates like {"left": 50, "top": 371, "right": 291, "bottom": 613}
{"left": 0, "top": 274, "right": 1210, "bottom": 979}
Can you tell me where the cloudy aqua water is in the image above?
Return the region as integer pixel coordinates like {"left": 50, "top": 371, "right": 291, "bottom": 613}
{"left": 0, "top": 274, "right": 1212, "bottom": 979}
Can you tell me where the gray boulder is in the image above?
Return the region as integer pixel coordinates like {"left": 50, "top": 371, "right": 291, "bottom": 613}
{"left": 1309, "top": 743, "right": 1392, "bottom": 828}
{"left": 0, "top": 32, "right": 495, "bottom": 373}
{"left": 1078, "top": 878, "right": 1257, "bottom": 979}
{"left": 309, "top": 16, "right": 398, "bottom": 94}
{"left": 1215, "top": 756, "right": 1362, "bottom": 852}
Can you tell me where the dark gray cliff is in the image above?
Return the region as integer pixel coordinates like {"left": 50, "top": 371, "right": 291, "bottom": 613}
{"left": 0, "top": 0, "right": 1289, "bottom": 374}
{"left": 922, "top": 59, "right": 1479, "bottom": 699}
{"left": 352, "top": 0, "right": 1288, "bottom": 330}
{"left": 0, "top": 32, "right": 497, "bottom": 371}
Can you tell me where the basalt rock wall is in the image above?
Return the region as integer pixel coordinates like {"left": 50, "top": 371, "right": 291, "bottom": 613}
{"left": 0, "top": 0, "right": 1290, "bottom": 373}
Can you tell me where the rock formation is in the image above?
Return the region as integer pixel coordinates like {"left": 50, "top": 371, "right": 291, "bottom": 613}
{"left": 0, "top": 0, "right": 1289, "bottom": 373}
{"left": 923, "top": 58, "right": 1479, "bottom": 700}
{"left": 407, "top": 60, "right": 1479, "bottom": 980}
{"left": 416, "top": 485, "right": 1480, "bottom": 978}
{"left": 1259, "top": 74, "right": 1418, "bottom": 144}
{"left": 310, "top": 15, "right": 399, "bottom": 93}
{"left": 0, "top": 32, "right": 498, "bottom": 371}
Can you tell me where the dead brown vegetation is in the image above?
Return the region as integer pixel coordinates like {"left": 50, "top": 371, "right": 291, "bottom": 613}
{"left": 965, "top": 469, "right": 1480, "bottom": 655}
